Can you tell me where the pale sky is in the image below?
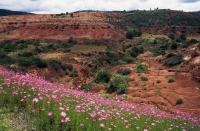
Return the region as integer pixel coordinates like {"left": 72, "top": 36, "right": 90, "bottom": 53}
{"left": 0, "top": 0, "right": 200, "bottom": 14}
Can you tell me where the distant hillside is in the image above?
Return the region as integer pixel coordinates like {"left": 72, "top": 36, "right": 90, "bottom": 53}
{"left": 122, "top": 9, "right": 200, "bottom": 27}
{"left": 0, "top": 9, "right": 32, "bottom": 16}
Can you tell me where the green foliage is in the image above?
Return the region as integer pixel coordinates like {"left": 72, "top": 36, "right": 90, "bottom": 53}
{"left": 164, "top": 55, "right": 183, "bottom": 66}
{"left": 129, "top": 46, "right": 144, "bottom": 57}
{"left": 170, "top": 43, "right": 178, "bottom": 50}
{"left": 136, "top": 64, "right": 148, "bottom": 73}
{"left": 168, "top": 33, "right": 176, "bottom": 40}
{"left": 168, "top": 78, "right": 175, "bottom": 83}
{"left": 119, "top": 55, "right": 135, "bottom": 64}
{"left": 140, "top": 76, "right": 148, "bottom": 81}
{"left": 117, "top": 68, "right": 131, "bottom": 76}
{"left": 108, "top": 74, "right": 128, "bottom": 94}
{"left": 63, "top": 64, "right": 73, "bottom": 71}
{"left": 0, "top": 53, "right": 16, "bottom": 66}
{"left": 176, "top": 98, "right": 183, "bottom": 105}
{"left": 156, "top": 80, "right": 161, "bottom": 83}
{"left": 0, "top": 75, "right": 200, "bottom": 130}
{"left": 95, "top": 69, "right": 111, "bottom": 83}
{"left": 80, "top": 83, "right": 96, "bottom": 92}
{"left": 18, "top": 57, "right": 48, "bottom": 68}
{"left": 0, "top": 40, "right": 28, "bottom": 52}
{"left": 125, "top": 9, "right": 200, "bottom": 27}
{"left": 18, "top": 52, "right": 34, "bottom": 57}
{"left": 126, "top": 29, "right": 142, "bottom": 39}
{"left": 68, "top": 37, "right": 77, "bottom": 44}
{"left": 70, "top": 68, "right": 78, "bottom": 77}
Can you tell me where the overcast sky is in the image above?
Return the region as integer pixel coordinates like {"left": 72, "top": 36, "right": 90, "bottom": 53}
{"left": 0, "top": 0, "right": 200, "bottom": 14}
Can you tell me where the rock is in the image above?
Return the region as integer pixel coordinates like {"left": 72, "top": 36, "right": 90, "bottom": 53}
{"left": 192, "top": 56, "right": 200, "bottom": 65}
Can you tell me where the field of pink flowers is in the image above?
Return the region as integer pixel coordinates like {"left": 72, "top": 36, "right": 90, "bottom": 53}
{"left": 0, "top": 66, "right": 200, "bottom": 131}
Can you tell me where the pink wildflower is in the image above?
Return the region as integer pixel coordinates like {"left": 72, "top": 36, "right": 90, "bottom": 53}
{"left": 99, "top": 123, "right": 105, "bottom": 128}
{"left": 80, "top": 123, "right": 84, "bottom": 128}
{"left": 61, "top": 112, "right": 67, "bottom": 117}
{"left": 48, "top": 112, "right": 53, "bottom": 117}
{"left": 32, "top": 98, "right": 39, "bottom": 104}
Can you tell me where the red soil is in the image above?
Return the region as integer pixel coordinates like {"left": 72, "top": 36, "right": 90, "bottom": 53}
{"left": 111, "top": 52, "right": 200, "bottom": 113}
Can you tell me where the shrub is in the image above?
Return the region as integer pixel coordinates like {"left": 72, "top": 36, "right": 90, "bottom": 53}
{"left": 70, "top": 69, "right": 78, "bottom": 77}
{"left": 168, "top": 78, "right": 175, "bottom": 83}
{"left": 136, "top": 64, "right": 148, "bottom": 73}
{"left": 32, "top": 58, "right": 48, "bottom": 68}
{"left": 190, "top": 39, "right": 198, "bottom": 44}
{"left": 0, "top": 53, "right": 16, "bottom": 66}
{"left": 68, "top": 37, "right": 77, "bottom": 44}
{"left": 117, "top": 68, "right": 131, "bottom": 76}
{"left": 120, "top": 55, "right": 134, "bottom": 64}
{"left": 126, "top": 29, "right": 142, "bottom": 39}
{"left": 80, "top": 83, "right": 96, "bottom": 92}
{"left": 156, "top": 80, "right": 161, "bottom": 83}
{"left": 170, "top": 43, "right": 178, "bottom": 50}
{"left": 140, "top": 76, "right": 148, "bottom": 81}
{"left": 164, "top": 55, "right": 183, "bottom": 66}
{"left": 108, "top": 74, "right": 128, "bottom": 94}
{"left": 63, "top": 64, "right": 73, "bottom": 71}
{"left": 18, "top": 58, "right": 33, "bottom": 67}
{"left": 176, "top": 98, "right": 183, "bottom": 105}
{"left": 180, "top": 32, "right": 187, "bottom": 41}
{"left": 18, "top": 57, "right": 48, "bottom": 68}
{"left": 168, "top": 33, "right": 176, "bottom": 40}
{"left": 95, "top": 69, "right": 111, "bottom": 83}
{"left": 129, "top": 46, "right": 144, "bottom": 57}
{"left": 18, "top": 52, "right": 34, "bottom": 57}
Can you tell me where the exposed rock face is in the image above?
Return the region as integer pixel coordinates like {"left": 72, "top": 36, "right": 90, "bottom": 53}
{"left": 0, "top": 13, "right": 123, "bottom": 41}
{"left": 166, "top": 43, "right": 200, "bottom": 82}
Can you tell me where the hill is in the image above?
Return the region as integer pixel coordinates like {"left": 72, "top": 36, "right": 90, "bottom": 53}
{"left": 0, "top": 9, "right": 32, "bottom": 16}
{"left": 0, "top": 9, "right": 199, "bottom": 41}
{"left": 120, "top": 9, "right": 200, "bottom": 34}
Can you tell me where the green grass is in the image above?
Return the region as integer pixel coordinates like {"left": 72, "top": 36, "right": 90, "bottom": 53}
{"left": 0, "top": 108, "right": 14, "bottom": 131}
{"left": 0, "top": 76, "right": 200, "bottom": 131}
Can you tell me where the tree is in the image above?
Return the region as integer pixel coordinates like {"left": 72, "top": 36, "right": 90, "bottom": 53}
{"left": 168, "top": 33, "right": 176, "bottom": 40}
{"left": 126, "top": 29, "right": 142, "bottom": 39}
{"left": 108, "top": 74, "right": 128, "bottom": 94}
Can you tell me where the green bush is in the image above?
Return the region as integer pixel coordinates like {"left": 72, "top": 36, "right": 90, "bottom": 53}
{"left": 176, "top": 98, "right": 183, "bottom": 105}
{"left": 164, "top": 55, "right": 183, "bottom": 66}
{"left": 126, "top": 29, "right": 142, "bottom": 39}
{"left": 129, "top": 46, "right": 144, "bottom": 57}
{"left": 63, "top": 64, "right": 73, "bottom": 71}
{"left": 18, "top": 57, "right": 48, "bottom": 68}
{"left": 117, "top": 68, "right": 131, "bottom": 76}
{"left": 47, "top": 60, "right": 64, "bottom": 74}
{"left": 0, "top": 53, "right": 16, "bottom": 66}
{"left": 156, "top": 80, "right": 161, "bottom": 83}
{"left": 168, "top": 78, "right": 175, "bottom": 83}
{"left": 95, "top": 69, "right": 111, "bottom": 83}
{"left": 18, "top": 52, "right": 34, "bottom": 57}
{"left": 170, "top": 43, "right": 178, "bottom": 50}
{"left": 108, "top": 74, "right": 128, "bottom": 94}
{"left": 68, "top": 37, "right": 77, "bottom": 44}
{"left": 140, "top": 76, "right": 148, "bottom": 81}
{"left": 70, "top": 69, "right": 78, "bottom": 77}
{"left": 119, "top": 55, "right": 134, "bottom": 64}
{"left": 136, "top": 64, "right": 148, "bottom": 73}
{"left": 80, "top": 83, "right": 96, "bottom": 92}
{"left": 168, "top": 33, "right": 176, "bottom": 40}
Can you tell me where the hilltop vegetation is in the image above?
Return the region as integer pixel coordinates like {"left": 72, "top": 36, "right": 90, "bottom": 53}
{"left": 123, "top": 9, "right": 200, "bottom": 27}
